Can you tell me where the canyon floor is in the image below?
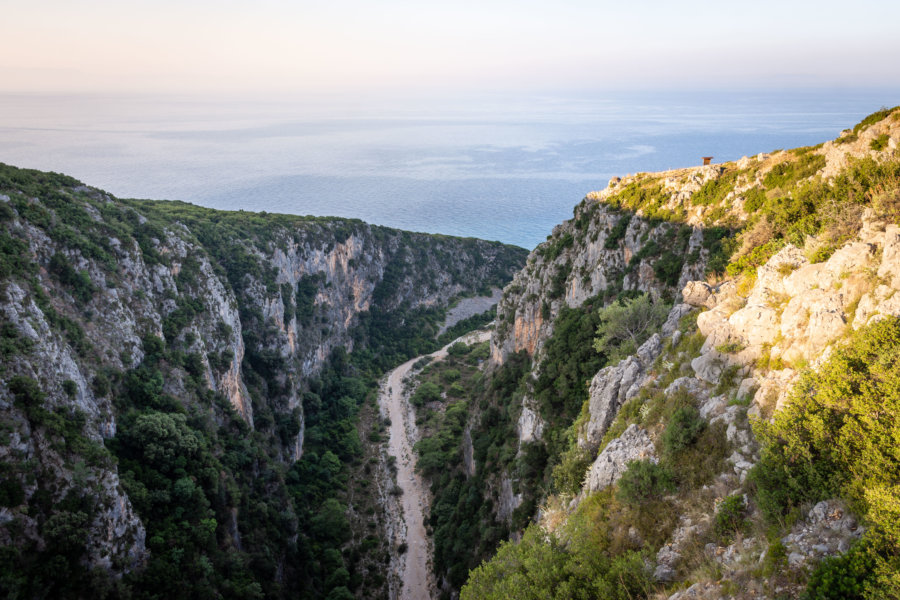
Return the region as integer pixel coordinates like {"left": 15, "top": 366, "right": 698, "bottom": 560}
{"left": 379, "top": 330, "right": 491, "bottom": 600}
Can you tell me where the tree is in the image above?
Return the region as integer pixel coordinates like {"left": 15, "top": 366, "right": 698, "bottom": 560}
{"left": 593, "top": 294, "right": 669, "bottom": 362}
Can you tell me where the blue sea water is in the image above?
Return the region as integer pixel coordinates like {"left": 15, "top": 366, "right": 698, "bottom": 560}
{"left": 0, "top": 89, "right": 896, "bottom": 249}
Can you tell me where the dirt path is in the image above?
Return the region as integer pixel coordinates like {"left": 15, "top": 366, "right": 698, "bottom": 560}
{"left": 379, "top": 330, "right": 490, "bottom": 600}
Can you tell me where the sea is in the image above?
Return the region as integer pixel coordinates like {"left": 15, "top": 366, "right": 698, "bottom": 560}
{"left": 1, "top": 89, "right": 896, "bottom": 250}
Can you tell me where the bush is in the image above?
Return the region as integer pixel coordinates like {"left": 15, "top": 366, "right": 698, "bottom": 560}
{"left": 48, "top": 253, "right": 95, "bottom": 305}
{"left": 593, "top": 294, "right": 670, "bottom": 364}
{"left": 870, "top": 134, "right": 890, "bottom": 151}
{"left": 447, "top": 342, "right": 470, "bottom": 356}
{"left": 802, "top": 540, "right": 875, "bottom": 600}
{"left": 715, "top": 341, "right": 745, "bottom": 354}
{"left": 852, "top": 106, "right": 898, "bottom": 134}
{"left": 752, "top": 317, "right": 900, "bottom": 593}
{"left": 714, "top": 494, "right": 747, "bottom": 542}
{"left": 440, "top": 368, "right": 461, "bottom": 383}
{"left": 605, "top": 214, "right": 631, "bottom": 249}
{"left": 616, "top": 459, "right": 675, "bottom": 506}
{"left": 653, "top": 251, "right": 683, "bottom": 286}
{"left": 661, "top": 405, "right": 705, "bottom": 457}
{"left": 411, "top": 381, "right": 442, "bottom": 407}
{"left": 62, "top": 379, "right": 77, "bottom": 397}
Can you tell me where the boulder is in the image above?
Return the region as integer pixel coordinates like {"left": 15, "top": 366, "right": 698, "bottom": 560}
{"left": 728, "top": 304, "right": 780, "bottom": 347}
{"left": 584, "top": 424, "right": 655, "bottom": 492}
{"left": 746, "top": 244, "right": 806, "bottom": 306}
{"left": 682, "top": 281, "right": 714, "bottom": 307}
{"left": 691, "top": 350, "right": 728, "bottom": 384}
{"left": 662, "top": 303, "right": 694, "bottom": 337}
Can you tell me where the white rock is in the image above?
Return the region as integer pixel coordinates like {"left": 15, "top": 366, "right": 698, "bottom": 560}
{"left": 584, "top": 424, "right": 656, "bottom": 492}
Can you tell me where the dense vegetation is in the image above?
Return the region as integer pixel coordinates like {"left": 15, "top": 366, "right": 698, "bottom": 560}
{"left": 751, "top": 317, "right": 900, "bottom": 598}
{"left": 0, "top": 162, "right": 525, "bottom": 599}
{"left": 410, "top": 341, "right": 530, "bottom": 591}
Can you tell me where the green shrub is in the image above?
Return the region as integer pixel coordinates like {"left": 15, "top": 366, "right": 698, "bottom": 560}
{"left": 552, "top": 443, "right": 591, "bottom": 496}
{"left": 752, "top": 317, "right": 900, "bottom": 593}
{"left": 62, "top": 379, "right": 77, "bottom": 397}
{"left": 0, "top": 477, "right": 24, "bottom": 507}
{"left": 447, "top": 342, "right": 470, "bottom": 356}
{"left": 48, "top": 253, "right": 95, "bottom": 305}
{"left": 0, "top": 231, "right": 35, "bottom": 279}
{"left": 448, "top": 382, "right": 465, "bottom": 398}
{"left": 605, "top": 214, "right": 631, "bottom": 249}
{"left": 692, "top": 171, "right": 738, "bottom": 206}
{"left": 714, "top": 494, "right": 747, "bottom": 542}
{"left": 441, "top": 368, "right": 461, "bottom": 383}
{"left": 763, "top": 154, "right": 826, "bottom": 189}
{"left": 802, "top": 540, "right": 875, "bottom": 600}
{"left": 593, "top": 293, "right": 670, "bottom": 364}
{"left": 8, "top": 375, "right": 44, "bottom": 409}
{"left": 870, "top": 134, "right": 890, "bottom": 151}
{"left": 411, "top": 381, "right": 442, "bottom": 407}
{"left": 743, "top": 187, "right": 767, "bottom": 213}
{"left": 715, "top": 341, "right": 745, "bottom": 354}
{"left": 0, "top": 321, "right": 33, "bottom": 362}
{"left": 852, "top": 106, "right": 898, "bottom": 134}
{"left": 661, "top": 405, "right": 705, "bottom": 456}
{"left": 808, "top": 244, "right": 836, "bottom": 264}
{"left": 461, "top": 521, "right": 653, "bottom": 600}
{"left": 541, "top": 231, "right": 574, "bottom": 261}
{"left": 616, "top": 459, "right": 675, "bottom": 506}
{"left": 653, "top": 251, "right": 683, "bottom": 286}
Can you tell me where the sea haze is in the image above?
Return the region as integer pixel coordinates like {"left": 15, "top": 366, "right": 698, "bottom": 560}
{"left": 1, "top": 89, "right": 895, "bottom": 249}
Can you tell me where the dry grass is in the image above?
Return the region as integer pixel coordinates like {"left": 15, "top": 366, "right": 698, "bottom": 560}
{"left": 735, "top": 217, "right": 775, "bottom": 262}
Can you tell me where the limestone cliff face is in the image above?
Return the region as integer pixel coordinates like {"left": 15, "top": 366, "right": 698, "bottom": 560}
{"left": 567, "top": 214, "right": 900, "bottom": 598}
{"left": 0, "top": 171, "right": 526, "bottom": 576}
{"left": 490, "top": 173, "right": 716, "bottom": 367}
{"left": 530, "top": 112, "right": 900, "bottom": 598}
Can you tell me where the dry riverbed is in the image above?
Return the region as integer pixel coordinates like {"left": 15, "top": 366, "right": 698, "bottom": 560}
{"left": 379, "top": 330, "right": 490, "bottom": 600}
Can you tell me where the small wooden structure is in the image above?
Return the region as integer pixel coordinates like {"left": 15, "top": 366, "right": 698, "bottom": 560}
{"left": 702, "top": 156, "right": 713, "bottom": 166}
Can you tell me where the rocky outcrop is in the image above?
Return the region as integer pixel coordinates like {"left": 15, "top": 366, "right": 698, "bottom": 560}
{"left": 690, "top": 212, "right": 900, "bottom": 414}
{"left": 490, "top": 193, "right": 710, "bottom": 366}
{"left": 584, "top": 424, "right": 656, "bottom": 493}
{"left": 781, "top": 500, "right": 864, "bottom": 566}
{"left": 579, "top": 334, "right": 662, "bottom": 452}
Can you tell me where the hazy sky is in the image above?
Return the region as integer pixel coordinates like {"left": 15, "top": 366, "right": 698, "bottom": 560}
{"left": 3, "top": 0, "right": 900, "bottom": 94}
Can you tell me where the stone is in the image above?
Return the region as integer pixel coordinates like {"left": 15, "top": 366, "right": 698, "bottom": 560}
{"left": 662, "top": 303, "right": 694, "bottom": 337}
{"left": 699, "top": 394, "right": 727, "bottom": 420}
{"left": 691, "top": 350, "right": 727, "bottom": 384}
{"left": 737, "top": 377, "right": 757, "bottom": 401}
{"left": 581, "top": 335, "right": 662, "bottom": 450}
{"left": 878, "top": 224, "right": 900, "bottom": 290}
{"left": 682, "top": 281, "right": 714, "bottom": 307}
{"left": 517, "top": 401, "right": 544, "bottom": 443}
{"left": 654, "top": 563, "right": 676, "bottom": 583}
{"left": 728, "top": 304, "right": 781, "bottom": 347}
{"left": 788, "top": 552, "right": 806, "bottom": 567}
{"left": 783, "top": 263, "right": 826, "bottom": 297}
{"left": 696, "top": 308, "right": 731, "bottom": 350}
{"left": 746, "top": 244, "right": 806, "bottom": 306}
{"left": 584, "top": 424, "right": 655, "bottom": 492}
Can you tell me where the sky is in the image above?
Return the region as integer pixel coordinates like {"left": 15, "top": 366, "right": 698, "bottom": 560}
{"left": 3, "top": 0, "right": 900, "bottom": 95}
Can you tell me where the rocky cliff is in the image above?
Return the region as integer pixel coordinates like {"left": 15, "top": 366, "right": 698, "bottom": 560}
{"left": 409, "top": 106, "right": 900, "bottom": 599}
{"left": 0, "top": 164, "right": 526, "bottom": 598}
